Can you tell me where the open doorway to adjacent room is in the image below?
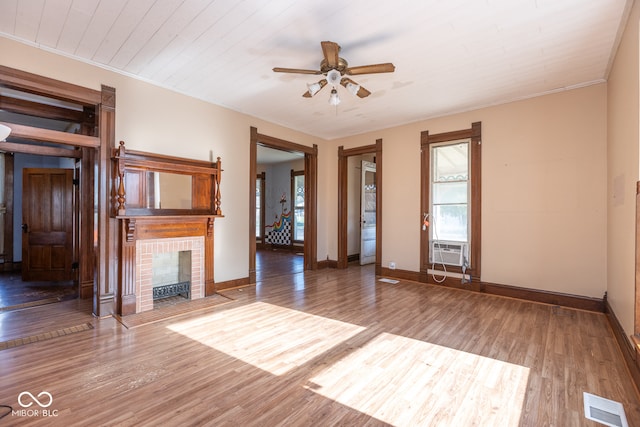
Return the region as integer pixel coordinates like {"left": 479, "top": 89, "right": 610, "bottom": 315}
{"left": 0, "top": 153, "right": 79, "bottom": 311}
{"left": 249, "top": 127, "right": 318, "bottom": 286}
{"left": 348, "top": 155, "right": 377, "bottom": 265}
{"left": 255, "top": 145, "right": 305, "bottom": 281}
{"left": 338, "top": 140, "right": 382, "bottom": 272}
{"left": 0, "top": 73, "right": 101, "bottom": 315}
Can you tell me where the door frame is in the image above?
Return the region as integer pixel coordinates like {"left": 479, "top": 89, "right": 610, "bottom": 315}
{"left": 0, "top": 65, "right": 115, "bottom": 316}
{"left": 337, "top": 139, "right": 383, "bottom": 272}
{"left": 249, "top": 127, "right": 318, "bottom": 283}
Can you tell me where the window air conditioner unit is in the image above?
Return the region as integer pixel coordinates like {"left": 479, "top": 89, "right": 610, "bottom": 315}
{"left": 430, "top": 241, "right": 467, "bottom": 267}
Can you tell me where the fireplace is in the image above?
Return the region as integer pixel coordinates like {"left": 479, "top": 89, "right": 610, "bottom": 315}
{"left": 111, "top": 142, "right": 222, "bottom": 316}
{"left": 117, "top": 216, "right": 216, "bottom": 316}
{"left": 136, "top": 237, "right": 204, "bottom": 313}
{"left": 152, "top": 250, "right": 192, "bottom": 301}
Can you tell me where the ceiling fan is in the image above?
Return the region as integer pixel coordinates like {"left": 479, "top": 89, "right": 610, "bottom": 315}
{"left": 273, "top": 41, "right": 395, "bottom": 105}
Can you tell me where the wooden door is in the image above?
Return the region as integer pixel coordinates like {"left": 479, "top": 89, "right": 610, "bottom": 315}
{"left": 360, "top": 161, "right": 376, "bottom": 265}
{"left": 22, "top": 168, "right": 74, "bottom": 281}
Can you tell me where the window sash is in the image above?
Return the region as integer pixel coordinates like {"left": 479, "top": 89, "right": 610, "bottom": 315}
{"left": 430, "top": 140, "right": 470, "bottom": 244}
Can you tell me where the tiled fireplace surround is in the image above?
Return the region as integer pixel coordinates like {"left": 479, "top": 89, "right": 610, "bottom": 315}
{"left": 117, "top": 216, "right": 216, "bottom": 316}
{"left": 135, "top": 237, "right": 204, "bottom": 313}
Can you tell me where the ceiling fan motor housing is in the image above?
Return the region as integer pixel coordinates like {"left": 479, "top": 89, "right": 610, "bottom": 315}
{"left": 320, "top": 57, "right": 348, "bottom": 73}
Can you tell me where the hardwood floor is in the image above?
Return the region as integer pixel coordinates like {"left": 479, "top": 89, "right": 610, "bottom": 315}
{"left": 256, "top": 248, "right": 304, "bottom": 282}
{"left": 0, "top": 263, "right": 638, "bottom": 426}
{"left": 0, "top": 272, "right": 76, "bottom": 310}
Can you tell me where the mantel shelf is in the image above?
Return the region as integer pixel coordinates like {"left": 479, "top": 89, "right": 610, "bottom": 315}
{"left": 116, "top": 214, "right": 225, "bottom": 220}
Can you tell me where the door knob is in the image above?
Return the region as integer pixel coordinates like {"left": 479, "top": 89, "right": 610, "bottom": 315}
{"left": 21, "top": 223, "right": 28, "bottom": 233}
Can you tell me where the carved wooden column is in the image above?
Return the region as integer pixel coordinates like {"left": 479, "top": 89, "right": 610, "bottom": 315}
{"left": 215, "top": 157, "right": 222, "bottom": 215}
{"left": 205, "top": 216, "right": 215, "bottom": 296}
{"left": 79, "top": 147, "right": 95, "bottom": 298}
{"left": 119, "top": 218, "right": 137, "bottom": 315}
{"left": 114, "top": 141, "right": 126, "bottom": 216}
{"left": 95, "top": 84, "right": 117, "bottom": 317}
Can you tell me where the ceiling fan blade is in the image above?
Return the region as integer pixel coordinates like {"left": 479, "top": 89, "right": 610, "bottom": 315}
{"left": 346, "top": 63, "right": 395, "bottom": 75}
{"left": 273, "top": 67, "right": 322, "bottom": 75}
{"left": 321, "top": 41, "right": 340, "bottom": 69}
{"left": 303, "top": 79, "right": 328, "bottom": 98}
{"left": 340, "top": 78, "right": 371, "bottom": 98}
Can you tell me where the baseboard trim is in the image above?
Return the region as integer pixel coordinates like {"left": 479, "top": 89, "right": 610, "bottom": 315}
{"left": 318, "top": 259, "right": 338, "bottom": 269}
{"left": 79, "top": 280, "right": 93, "bottom": 299}
{"left": 378, "top": 266, "right": 604, "bottom": 312}
{"left": 478, "top": 280, "right": 604, "bottom": 312}
{"left": 97, "top": 293, "right": 114, "bottom": 318}
{"left": 604, "top": 296, "right": 640, "bottom": 394}
{"left": 379, "top": 267, "right": 420, "bottom": 282}
{"left": 215, "top": 276, "right": 251, "bottom": 291}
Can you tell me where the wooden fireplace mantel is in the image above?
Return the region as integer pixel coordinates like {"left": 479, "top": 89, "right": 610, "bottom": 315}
{"left": 118, "top": 215, "right": 218, "bottom": 316}
{"left": 112, "top": 142, "right": 224, "bottom": 316}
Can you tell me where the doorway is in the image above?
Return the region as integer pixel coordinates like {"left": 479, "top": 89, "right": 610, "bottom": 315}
{"left": 249, "top": 127, "right": 318, "bottom": 284}
{"left": 0, "top": 155, "right": 79, "bottom": 310}
{"left": 359, "top": 160, "right": 377, "bottom": 265}
{"left": 338, "top": 140, "right": 383, "bottom": 272}
{"left": 255, "top": 145, "right": 305, "bottom": 281}
{"left": 0, "top": 66, "right": 107, "bottom": 315}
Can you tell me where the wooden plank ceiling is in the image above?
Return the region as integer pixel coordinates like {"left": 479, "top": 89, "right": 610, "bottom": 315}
{"left": 0, "top": 0, "right": 631, "bottom": 139}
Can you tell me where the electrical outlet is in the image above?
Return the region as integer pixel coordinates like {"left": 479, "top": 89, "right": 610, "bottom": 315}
{"left": 389, "top": 262, "right": 396, "bottom": 270}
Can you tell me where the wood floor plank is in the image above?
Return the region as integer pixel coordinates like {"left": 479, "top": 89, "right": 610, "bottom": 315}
{"left": 0, "top": 254, "right": 638, "bottom": 426}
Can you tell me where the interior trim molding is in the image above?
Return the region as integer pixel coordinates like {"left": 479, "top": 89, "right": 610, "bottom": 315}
{"left": 605, "top": 296, "right": 640, "bottom": 395}
{"left": 318, "top": 259, "right": 338, "bottom": 269}
{"left": 215, "top": 277, "right": 251, "bottom": 291}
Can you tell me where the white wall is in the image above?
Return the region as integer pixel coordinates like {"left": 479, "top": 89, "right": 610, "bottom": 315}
{"left": 330, "top": 84, "right": 608, "bottom": 299}
{"left": 606, "top": 0, "right": 640, "bottom": 341}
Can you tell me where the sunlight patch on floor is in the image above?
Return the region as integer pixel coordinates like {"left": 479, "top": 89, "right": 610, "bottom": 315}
{"left": 306, "top": 332, "right": 530, "bottom": 426}
{"left": 167, "top": 302, "right": 365, "bottom": 375}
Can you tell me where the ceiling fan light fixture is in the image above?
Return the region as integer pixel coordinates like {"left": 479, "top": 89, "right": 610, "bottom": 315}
{"left": 0, "top": 124, "right": 11, "bottom": 141}
{"left": 328, "top": 88, "right": 340, "bottom": 106}
{"left": 326, "top": 69, "right": 341, "bottom": 87}
{"left": 307, "top": 82, "right": 322, "bottom": 97}
{"left": 346, "top": 82, "right": 360, "bottom": 96}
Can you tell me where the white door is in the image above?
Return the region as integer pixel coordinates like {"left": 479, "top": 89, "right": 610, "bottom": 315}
{"left": 360, "top": 161, "right": 376, "bottom": 265}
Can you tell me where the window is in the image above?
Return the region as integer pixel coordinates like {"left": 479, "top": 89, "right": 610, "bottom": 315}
{"left": 291, "top": 170, "right": 304, "bottom": 242}
{"left": 430, "top": 141, "right": 470, "bottom": 245}
{"left": 420, "top": 122, "right": 481, "bottom": 280}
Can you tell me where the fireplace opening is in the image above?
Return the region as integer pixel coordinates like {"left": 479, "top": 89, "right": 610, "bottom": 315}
{"left": 152, "top": 250, "right": 191, "bottom": 307}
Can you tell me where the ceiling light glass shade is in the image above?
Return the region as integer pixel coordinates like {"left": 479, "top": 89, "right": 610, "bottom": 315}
{"left": 346, "top": 82, "right": 360, "bottom": 96}
{"left": 307, "top": 82, "right": 322, "bottom": 96}
{"left": 0, "top": 124, "right": 10, "bottom": 141}
{"left": 326, "top": 69, "right": 341, "bottom": 87}
{"left": 328, "top": 88, "right": 340, "bottom": 106}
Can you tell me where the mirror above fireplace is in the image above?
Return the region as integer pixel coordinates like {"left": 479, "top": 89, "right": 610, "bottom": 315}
{"left": 112, "top": 141, "right": 222, "bottom": 217}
